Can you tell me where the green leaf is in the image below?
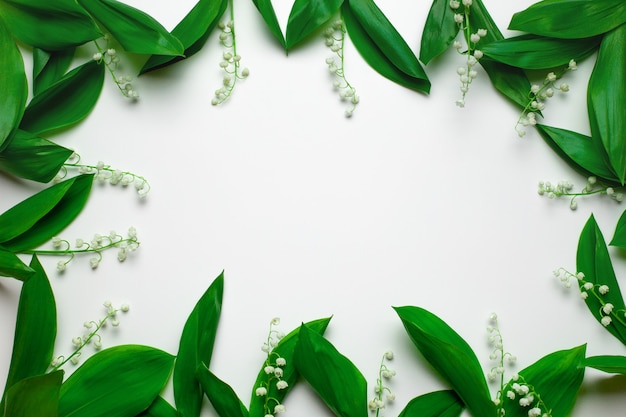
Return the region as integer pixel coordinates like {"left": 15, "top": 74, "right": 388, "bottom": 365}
{"left": 480, "top": 35, "right": 600, "bottom": 70}
{"left": 0, "top": 15, "right": 27, "bottom": 149}
{"left": 140, "top": 0, "right": 228, "bottom": 74}
{"left": 4, "top": 370, "right": 63, "bottom": 417}
{"left": 610, "top": 209, "right": 626, "bottom": 249}
{"left": 0, "top": 0, "right": 101, "bottom": 50}
{"left": 173, "top": 272, "right": 223, "bottom": 417}
{"left": 0, "top": 247, "right": 34, "bottom": 280}
{"left": 33, "top": 47, "right": 75, "bottom": 96}
{"left": 419, "top": 0, "right": 459, "bottom": 64}
{"left": 58, "top": 345, "right": 175, "bottom": 417}
{"left": 20, "top": 60, "right": 104, "bottom": 135}
{"left": 249, "top": 317, "right": 332, "bottom": 417}
{"left": 587, "top": 23, "right": 626, "bottom": 184}
{"left": 536, "top": 124, "right": 618, "bottom": 183}
{"left": 394, "top": 306, "right": 497, "bottom": 417}
{"left": 584, "top": 355, "right": 626, "bottom": 374}
{"left": 509, "top": 0, "right": 626, "bottom": 39}
{"left": 576, "top": 214, "right": 626, "bottom": 345}
{"left": 342, "top": 3, "right": 430, "bottom": 93}
{"left": 293, "top": 324, "right": 367, "bottom": 417}
{"left": 398, "top": 390, "right": 464, "bottom": 417}
{"left": 251, "top": 0, "right": 286, "bottom": 48}
{"left": 2, "top": 255, "right": 56, "bottom": 403}
{"left": 285, "top": 0, "right": 344, "bottom": 50}
{"left": 501, "top": 345, "right": 586, "bottom": 417}
{"left": 76, "top": 0, "right": 184, "bottom": 56}
{"left": 196, "top": 363, "right": 248, "bottom": 417}
{"left": 136, "top": 397, "right": 178, "bottom": 417}
{"left": 0, "top": 174, "right": 94, "bottom": 252}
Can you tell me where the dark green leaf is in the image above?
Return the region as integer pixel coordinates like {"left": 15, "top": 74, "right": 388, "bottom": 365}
{"left": 0, "top": 174, "right": 94, "bottom": 252}
{"left": 509, "top": 0, "right": 626, "bottom": 39}
{"left": 173, "top": 272, "right": 223, "bottom": 417}
{"left": 33, "top": 47, "right": 76, "bottom": 96}
{"left": 0, "top": 246, "right": 34, "bottom": 280}
{"left": 398, "top": 390, "right": 464, "bottom": 417}
{"left": 584, "top": 355, "right": 626, "bottom": 374}
{"left": 610, "top": 209, "right": 626, "bottom": 249}
{"left": 140, "top": 0, "right": 228, "bottom": 74}
{"left": 251, "top": 0, "right": 286, "bottom": 48}
{"left": 4, "top": 370, "right": 63, "bottom": 417}
{"left": 293, "top": 324, "right": 367, "bottom": 417}
{"left": 135, "top": 397, "right": 178, "bottom": 417}
{"left": 196, "top": 363, "right": 248, "bottom": 417}
{"left": 419, "top": 0, "right": 459, "bottom": 64}
{"left": 76, "top": 0, "right": 184, "bottom": 56}
{"left": 343, "top": 3, "right": 430, "bottom": 93}
{"left": 21, "top": 60, "right": 104, "bottom": 135}
{"left": 58, "top": 345, "right": 175, "bottom": 417}
{"left": 394, "top": 306, "right": 496, "bottom": 417}
{"left": 587, "top": 23, "right": 626, "bottom": 184}
{"left": 285, "top": 0, "right": 344, "bottom": 50}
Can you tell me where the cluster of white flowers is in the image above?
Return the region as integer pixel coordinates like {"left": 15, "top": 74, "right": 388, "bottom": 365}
{"left": 256, "top": 318, "right": 288, "bottom": 416}
{"left": 486, "top": 313, "right": 516, "bottom": 384}
{"left": 368, "top": 351, "right": 396, "bottom": 415}
{"left": 538, "top": 176, "right": 623, "bottom": 210}
{"left": 324, "top": 19, "right": 359, "bottom": 117}
{"left": 503, "top": 375, "right": 552, "bottom": 417}
{"left": 93, "top": 35, "right": 138, "bottom": 99}
{"left": 212, "top": 20, "right": 249, "bottom": 105}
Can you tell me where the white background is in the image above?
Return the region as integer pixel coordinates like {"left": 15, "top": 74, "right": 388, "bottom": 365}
{"left": 1, "top": 0, "right": 626, "bottom": 415}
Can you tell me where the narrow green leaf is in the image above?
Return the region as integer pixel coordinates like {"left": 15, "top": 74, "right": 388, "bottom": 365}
{"left": 536, "top": 124, "right": 618, "bottom": 183}
{"left": 173, "top": 272, "right": 224, "bottom": 417}
{"left": 509, "top": 0, "right": 626, "bottom": 39}
{"left": 33, "top": 47, "right": 76, "bottom": 96}
{"left": 196, "top": 363, "right": 248, "bottom": 417}
{"left": 587, "top": 23, "right": 626, "bottom": 184}
{"left": 0, "top": 15, "right": 27, "bottom": 148}
{"left": 343, "top": 4, "right": 430, "bottom": 93}
{"left": 77, "top": 0, "right": 184, "bottom": 56}
{"left": 135, "top": 397, "right": 178, "bottom": 417}
{"left": 21, "top": 60, "right": 104, "bottom": 135}
{"left": 419, "top": 0, "right": 459, "bottom": 64}
{"left": 394, "top": 306, "right": 497, "bottom": 417}
{"left": 0, "top": 174, "right": 94, "bottom": 252}
{"left": 251, "top": 0, "right": 286, "bottom": 48}
{"left": 610, "top": 209, "right": 626, "bottom": 249}
{"left": 293, "top": 324, "right": 367, "bottom": 417}
{"left": 584, "top": 355, "right": 626, "bottom": 374}
{"left": 4, "top": 370, "right": 63, "bottom": 417}
{"left": 0, "top": 246, "right": 34, "bottom": 281}
{"left": 576, "top": 215, "right": 626, "bottom": 345}
{"left": 140, "top": 0, "right": 228, "bottom": 74}
{"left": 501, "top": 345, "right": 586, "bottom": 417}
{"left": 398, "top": 390, "right": 464, "bottom": 417}
{"left": 58, "top": 345, "right": 175, "bottom": 417}
{"left": 285, "top": 0, "right": 344, "bottom": 50}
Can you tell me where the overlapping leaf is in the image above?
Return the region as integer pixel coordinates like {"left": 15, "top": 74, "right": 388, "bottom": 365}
{"left": 0, "top": 247, "right": 34, "bottom": 281}
{"left": 584, "top": 355, "right": 626, "bottom": 374}
{"left": 251, "top": 0, "right": 285, "bottom": 48}
{"left": 136, "top": 397, "right": 178, "bottom": 417}
{"left": 32, "top": 47, "right": 75, "bottom": 96}
{"left": 196, "top": 363, "right": 249, "bottom": 417}
{"left": 419, "top": 0, "right": 459, "bottom": 65}
{"left": 609, "top": 209, "right": 626, "bottom": 249}
{"left": 4, "top": 370, "right": 63, "bottom": 417}
{"left": 398, "top": 390, "right": 464, "bottom": 417}
{"left": 0, "top": 16, "right": 27, "bottom": 149}
{"left": 285, "top": 0, "right": 344, "bottom": 50}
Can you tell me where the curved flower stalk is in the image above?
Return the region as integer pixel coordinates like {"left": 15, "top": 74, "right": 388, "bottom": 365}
{"left": 324, "top": 18, "right": 359, "bottom": 117}
{"left": 538, "top": 176, "right": 624, "bottom": 210}
{"left": 92, "top": 35, "right": 138, "bottom": 99}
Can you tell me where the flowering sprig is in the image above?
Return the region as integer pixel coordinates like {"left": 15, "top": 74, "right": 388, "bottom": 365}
{"left": 449, "top": 0, "right": 487, "bottom": 108}
{"left": 538, "top": 176, "right": 623, "bottom": 210}
{"left": 324, "top": 18, "right": 359, "bottom": 117}
{"left": 92, "top": 35, "right": 138, "bottom": 99}
{"left": 368, "top": 351, "right": 396, "bottom": 416}
{"left": 255, "top": 318, "right": 288, "bottom": 416}
{"left": 49, "top": 301, "right": 129, "bottom": 370}
{"left": 516, "top": 60, "right": 577, "bottom": 137}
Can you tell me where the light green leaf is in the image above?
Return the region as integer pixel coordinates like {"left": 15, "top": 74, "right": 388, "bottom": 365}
{"left": 398, "top": 390, "right": 464, "bottom": 417}
{"left": 0, "top": 247, "right": 34, "bottom": 281}
{"left": 4, "top": 370, "right": 63, "bottom": 417}
{"left": 32, "top": 47, "right": 75, "bottom": 96}
{"left": 196, "top": 363, "right": 248, "bottom": 417}
{"left": 285, "top": 0, "right": 344, "bottom": 50}
{"left": 173, "top": 272, "right": 223, "bottom": 417}
{"left": 251, "top": 0, "right": 285, "bottom": 48}
{"left": 58, "top": 345, "right": 175, "bottom": 417}
{"left": 610, "top": 209, "right": 626, "bottom": 249}
{"left": 583, "top": 355, "right": 626, "bottom": 374}
{"left": 0, "top": 16, "right": 27, "bottom": 149}
{"left": 135, "top": 397, "right": 177, "bottom": 417}
{"left": 419, "top": 0, "right": 459, "bottom": 65}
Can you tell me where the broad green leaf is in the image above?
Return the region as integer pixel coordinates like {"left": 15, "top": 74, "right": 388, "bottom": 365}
{"left": 419, "top": 0, "right": 459, "bottom": 64}
{"left": 293, "top": 324, "right": 367, "bottom": 417}
{"left": 76, "top": 0, "right": 184, "bottom": 56}
{"left": 509, "top": 0, "right": 626, "bottom": 39}
{"left": 536, "top": 124, "right": 618, "bottom": 183}
{"left": 501, "top": 345, "right": 586, "bottom": 417}
{"left": 249, "top": 317, "right": 332, "bottom": 417}
{"left": 136, "top": 397, "right": 177, "bottom": 417}
{"left": 196, "top": 363, "right": 249, "bottom": 417}
{"left": 21, "top": 60, "right": 104, "bottom": 135}
{"left": 394, "top": 306, "right": 497, "bottom": 417}
{"left": 285, "top": 0, "right": 344, "bottom": 50}
{"left": 58, "top": 345, "right": 175, "bottom": 417}
{"left": 480, "top": 35, "right": 600, "bottom": 70}
{"left": 398, "top": 390, "right": 464, "bottom": 417}
{"left": 4, "top": 370, "right": 63, "bottom": 417}
{"left": 140, "top": 0, "right": 228, "bottom": 74}
{"left": 610, "top": 209, "right": 626, "bottom": 249}
{"left": 0, "top": 247, "right": 34, "bottom": 280}
{"left": 0, "top": 130, "right": 73, "bottom": 183}
{"left": 0, "top": 0, "right": 101, "bottom": 50}
{"left": 0, "top": 174, "right": 94, "bottom": 252}
{"left": 33, "top": 47, "right": 75, "bottom": 96}
{"left": 251, "top": 0, "right": 286, "bottom": 48}
{"left": 583, "top": 355, "right": 626, "bottom": 374}
{"left": 576, "top": 215, "right": 626, "bottom": 345}
{"left": 173, "top": 272, "right": 223, "bottom": 417}
{"left": 587, "top": 23, "right": 626, "bottom": 184}
{"left": 0, "top": 16, "right": 27, "bottom": 149}
{"left": 2, "top": 255, "right": 56, "bottom": 407}
{"left": 343, "top": 4, "right": 430, "bottom": 93}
